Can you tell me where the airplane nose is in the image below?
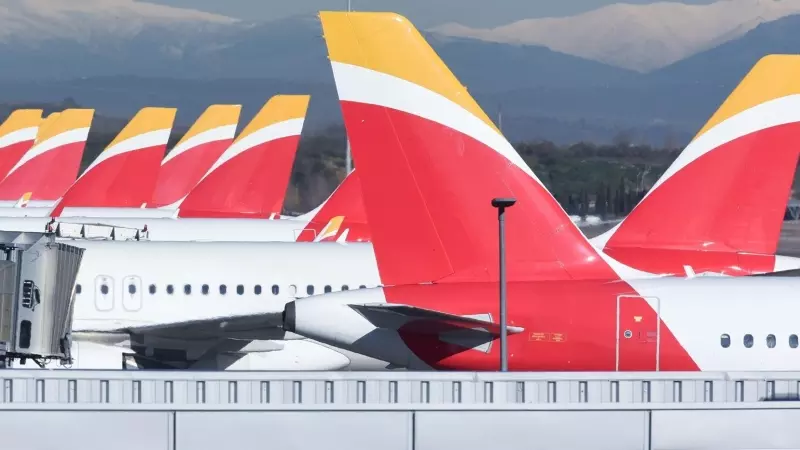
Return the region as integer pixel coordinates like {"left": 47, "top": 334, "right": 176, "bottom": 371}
{"left": 282, "top": 301, "right": 296, "bottom": 332}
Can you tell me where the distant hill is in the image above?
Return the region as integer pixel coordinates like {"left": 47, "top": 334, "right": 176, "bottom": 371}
{"left": 430, "top": 0, "right": 800, "bottom": 72}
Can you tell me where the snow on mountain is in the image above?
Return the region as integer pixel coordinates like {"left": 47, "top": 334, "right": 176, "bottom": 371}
{"left": 430, "top": 0, "right": 800, "bottom": 72}
{"left": 0, "top": 0, "right": 238, "bottom": 44}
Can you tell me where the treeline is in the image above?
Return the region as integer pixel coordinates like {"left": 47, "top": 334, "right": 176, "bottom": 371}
{"left": 287, "top": 127, "right": 681, "bottom": 217}
{"left": 78, "top": 125, "right": 680, "bottom": 216}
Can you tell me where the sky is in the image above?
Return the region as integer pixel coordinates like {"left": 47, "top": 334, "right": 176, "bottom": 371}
{"left": 150, "top": 0, "right": 720, "bottom": 28}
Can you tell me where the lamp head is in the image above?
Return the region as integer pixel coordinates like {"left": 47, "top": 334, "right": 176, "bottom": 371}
{"left": 491, "top": 198, "right": 517, "bottom": 209}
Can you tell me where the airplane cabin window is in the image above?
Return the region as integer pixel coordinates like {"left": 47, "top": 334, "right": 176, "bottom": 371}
{"left": 359, "top": 285, "right": 366, "bottom": 289}
{"left": 128, "top": 284, "right": 136, "bottom": 295}
{"left": 272, "top": 285, "right": 280, "bottom": 295}
{"left": 202, "top": 284, "right": 209, "bottom": 295}
{"left": 149, "top": 284, "right": 156, "bottom": 295}
{"left": 288, "top": 285, "right": 297, "bottom": 296}
{"left": 236, "top": 285, "right": 244, "bottom": 295}
{"left": 184, "top": 284, "right": 191, "bottom": 295}
{"left": 75, "top": 284, "right": 82, "bottom": 294}
{"left": 166, "top": 285, "right": 174, "bottom": 295}
{"left": 254, "top": 285, "right": 262, "bottom": 295}
{"left": 307, "top": 285, "right": 314, "bottom": 295}
{"left": 767, "top": 334, "right": 776, "bottom": 348}
{"left": 100, "top": 284, "right": 109, "bottom": 295}
{"left": 220, "top": 285, "right": 227, "bottom": 295}
{"left": 791, "top": 335, "right": 799, "bottom": 348}
{"left": 324, "top": 285, "right": 332, "bottom": 293}
{"left": 342, "top": 285, "right": 349, "bottom": 291}
{"left": 720, "top": 334, "right": 730, "bottom": 348}
{"left": 743, "top": 334, "right": 753, "bottom": 348}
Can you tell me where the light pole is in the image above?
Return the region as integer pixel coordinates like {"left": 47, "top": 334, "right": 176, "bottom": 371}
{"left": 491, "top": 197, "right": 516, "bottom": 372}
{"left": 344, "top": 0, "right": 353, "bottom": 174}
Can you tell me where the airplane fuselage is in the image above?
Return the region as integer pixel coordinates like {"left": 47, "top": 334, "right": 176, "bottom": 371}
{"left": 286, "top": 276, "right": 800, "bottom": 371}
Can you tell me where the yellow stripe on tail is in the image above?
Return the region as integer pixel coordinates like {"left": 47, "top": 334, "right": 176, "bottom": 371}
{"left": 695, "top": 55, "right": 800, "bottom": 139}
{"left": 235, "top": 95, "right": 310, "bottom": 142}
{"left": 0, "top": 109, "right": 42, "bottom": 136}
{"left": 175, "top": 104, "right": 242, "bottom": 146}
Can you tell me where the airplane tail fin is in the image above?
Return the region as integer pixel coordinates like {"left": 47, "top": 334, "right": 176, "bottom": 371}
{"left": 148, "top": 104, "right": 242, "bottom": 208}
{"left": 320, "top": 11, "right": 617, "bottom": 286}
{"left": 0, "top": 109, "right": 93, "bottom": 202}
{"left": 295, "top": 169, "right": 370, "bottom": 242}
{"left": 0, "top": 109, "right": 42, "bottom": 181}
{"left": 596, "top": 55, "right": 800, "bottom": 271}
{"left": 176, "top": 95, "right": 309, "bottom": 219}
{"left": 49, "top": 107, "right": 176, "bottom": 216}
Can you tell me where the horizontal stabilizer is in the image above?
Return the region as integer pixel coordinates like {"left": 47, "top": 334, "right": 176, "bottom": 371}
{"left": 350, "top": 303, "right": 524, "bottom": 336}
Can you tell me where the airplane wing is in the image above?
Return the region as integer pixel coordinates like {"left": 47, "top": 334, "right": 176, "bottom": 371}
{"left": 120, "top": 312, "right": 285, "bottom": 341}
{"left": 350, "top": 303, "right": 524, "bottom": 336}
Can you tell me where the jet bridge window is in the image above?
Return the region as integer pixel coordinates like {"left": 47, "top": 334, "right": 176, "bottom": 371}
{"left": 767, "top": 334, "right": 776, "bottom": 348}
{"left": 148, "top": 284, "right": 156, "bottom": 295}
{"left": 720, "top": 334, "right": 730, "bottom": 348}
{"left": 307, "top": 285, "right": 315, "bottom": 295}
{"left": 272, "top": 285, "right": 279, "bottom": 295}
{"left": 166, "top": 284, "right": 174, "bottom": 295}
{"left": 254, "top": 285, "right": 262, "bottom": 295}
{"left": 219, "top": 285, "right": 227, "bottom": 295}
{"left": 236, "top": 285, "right": 244, "bottom": 295}
{"left": 184, "top": 284, "right": 191, "bottom": 295}
{"left": 743, "top": 334, "right": 753, "bottom": 348}
{"left": 324, "top": 285, "right": 332, "bottom": 293}
{"left": 201, "top": 284, "right": 209, "bottom": 295}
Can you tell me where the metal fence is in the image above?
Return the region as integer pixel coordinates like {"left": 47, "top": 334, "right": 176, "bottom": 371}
{"left": 4, "top": 371, "right": 800, "bottom": 450}
{"left": 0, "top": 370, "right": 798, "bottom": 406}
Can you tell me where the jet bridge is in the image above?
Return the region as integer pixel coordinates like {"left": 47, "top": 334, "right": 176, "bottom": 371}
{"left": 0, "top": 231, "right": 84, "bottom": 368}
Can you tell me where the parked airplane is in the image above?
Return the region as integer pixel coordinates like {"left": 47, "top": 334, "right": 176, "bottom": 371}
{"left": 0, "top": 109, "right": 93, "bottom": 208}
{"left": 282, "top": 11, "right": 800, "bottom": 372}
{"left": 17, "top": 13, "right": 800, "bottom": 372}
{"left": 590, "top": 58, "right": 800, "bottom": 276}
{"left": 40, "top": 96, "right": 372, "bottom": 243}
{"left": 59, "top": 95, "right": 308, "bottom": 220}
{"left": 62, "top": 239, "right": 385, "bottom": 370}
{"left": 0, "top": 108, "right": 176, "bottom": 219}
{"left": 0, "top": 109, "right": 42, "bottom": 182}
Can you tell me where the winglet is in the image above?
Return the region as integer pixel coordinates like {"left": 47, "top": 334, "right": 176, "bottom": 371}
{"left": 50, "top": 107, "right": 176, "bottom": 216}
{"left": 149, "top": 104, "right": 242, "bottom": 208}
{"left": 176, "top": 95, "right": 309, "bottom": 218}
{"left": 598, "top": 55, "right": 800, "bottom": 274}
{"left": 0, "top": 108, "right": 93, "bottom": 202}
{"left": 320, "top": 11, "right": 615, "bottom": 285}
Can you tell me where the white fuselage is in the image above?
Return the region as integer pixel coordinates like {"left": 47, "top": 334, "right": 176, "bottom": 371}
{"left": 288, "top": 275, "right": 800, "bottom": 372}
{"left": 42, "top": 240, "right": 390, "bottom": 371}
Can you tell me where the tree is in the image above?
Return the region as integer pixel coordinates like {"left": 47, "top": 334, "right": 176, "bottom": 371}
{"left": 595, "top": 183, "right": 607, "bottom": 218}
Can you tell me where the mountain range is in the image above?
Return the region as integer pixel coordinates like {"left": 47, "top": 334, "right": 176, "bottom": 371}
{"left": 431, "top": 0, "right": 800, "bottom": 72}
{"left": 1, "top": 0, "right": 800, "bottom": 146}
